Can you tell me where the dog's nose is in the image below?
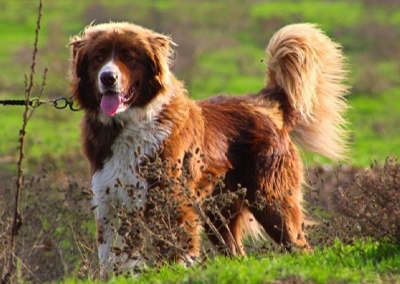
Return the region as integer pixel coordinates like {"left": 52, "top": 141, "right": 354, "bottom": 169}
{"left": 100, "top": 72, "right": 117, "bottom": 87}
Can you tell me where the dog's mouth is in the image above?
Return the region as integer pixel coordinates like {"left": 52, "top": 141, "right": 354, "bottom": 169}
{"left": 100, "top": 86, "right": 136, "bottom": 116}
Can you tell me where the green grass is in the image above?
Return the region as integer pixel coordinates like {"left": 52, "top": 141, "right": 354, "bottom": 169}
{"left": 61, "top": 239, "right": 400, "bottom": 283}
{"left": 190, "top": 45, "right": 265, "bottom": 98}
{"left": 347, "top": 88, "right": 400, "bottom": 166}
{"left": 250, "top": 0, "right": 364, "bottom": 35}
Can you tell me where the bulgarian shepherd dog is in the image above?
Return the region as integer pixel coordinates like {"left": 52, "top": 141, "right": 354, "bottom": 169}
{"left": 69, "top": 22, "right": 349, "bottom": 278}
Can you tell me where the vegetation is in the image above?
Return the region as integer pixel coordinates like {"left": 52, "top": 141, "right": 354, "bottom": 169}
{"left": 62, "top": 239, "right": 400, "bottom": 284}
{"left": 0, "top": 0, "right": 400, "bottom": 283}
{"left": 1, "top": 0, "right": 400, "bottom": 169}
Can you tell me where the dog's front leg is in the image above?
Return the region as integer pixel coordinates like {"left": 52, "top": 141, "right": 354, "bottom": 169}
{"left": 93, "top": 187, "right": 147, "bottom": 279}
{"left": 93, "top": 197, "right": 116, "bottom": 280}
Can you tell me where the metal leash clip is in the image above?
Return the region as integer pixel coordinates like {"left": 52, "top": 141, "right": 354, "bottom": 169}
{"left": 29, "top": 96, "right": 81, "bottom": 111}
{"left": 52, "top": 97, "right": 81, "bottom": 111}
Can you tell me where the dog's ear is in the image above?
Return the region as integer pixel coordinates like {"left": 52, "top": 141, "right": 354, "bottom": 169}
{"left": 148, "top": 34, "right": 175, "bottom": 78}
{"left": 69, "top": 37, "right": 88, "bottom": 78}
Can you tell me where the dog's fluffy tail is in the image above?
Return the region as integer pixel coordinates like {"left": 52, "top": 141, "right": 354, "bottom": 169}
{"left": 266, "top": 23, "right": 349, "bottom": 160}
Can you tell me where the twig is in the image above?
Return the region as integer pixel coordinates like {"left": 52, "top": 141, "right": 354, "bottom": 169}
{"left": 191, "top": 200, "right": 234, "bottom": 257}
{"left": 2, "top": 1, "right": 46, "bottom": 283}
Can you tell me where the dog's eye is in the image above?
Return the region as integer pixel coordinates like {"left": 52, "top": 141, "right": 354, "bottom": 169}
{"left": 94, "top": 54, "right": 104, "bottom": 62}
{"left": 122, "top": 53, "right": 135, "bottom": 62}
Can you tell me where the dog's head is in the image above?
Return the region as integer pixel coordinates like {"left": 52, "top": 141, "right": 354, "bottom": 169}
{"left": 69, "top": 22, "right": 175, "bottom": 117}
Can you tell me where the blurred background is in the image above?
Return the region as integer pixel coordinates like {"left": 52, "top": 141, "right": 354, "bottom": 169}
{"left": 1, "top": 0, "right": 400, "bottom": 173}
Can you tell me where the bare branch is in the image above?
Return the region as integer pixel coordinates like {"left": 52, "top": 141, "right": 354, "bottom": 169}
{"left": 2, "top": 1, "right": 47, "bottom": 282}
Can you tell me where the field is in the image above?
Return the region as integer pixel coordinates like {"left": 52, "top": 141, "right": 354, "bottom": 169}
{"left": 1, "top": 0, "right": 400, "bottom": 283}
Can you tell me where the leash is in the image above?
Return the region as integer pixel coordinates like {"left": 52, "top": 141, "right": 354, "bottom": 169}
{"left": 0, "top": 96, "right": 81, "bottom": 111}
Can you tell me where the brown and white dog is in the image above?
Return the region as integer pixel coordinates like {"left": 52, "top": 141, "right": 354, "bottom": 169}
{"left": 69, "top": 22, "right": 349, "bottom": 278}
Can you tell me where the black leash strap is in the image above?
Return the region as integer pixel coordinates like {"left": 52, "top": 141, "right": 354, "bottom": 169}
{"left": 0, "top": 99, "right": 28, "bottom": 106}
{"left": 0, "top": 97, "right": 81, "bottom": 111}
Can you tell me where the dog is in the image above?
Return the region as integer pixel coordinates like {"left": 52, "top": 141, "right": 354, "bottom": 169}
{"left": 69, "top": 22, "right": 349, "bottom": 278}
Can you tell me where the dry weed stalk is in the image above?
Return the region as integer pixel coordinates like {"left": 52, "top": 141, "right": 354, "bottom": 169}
{"left": 1, "top": 1, "right": 48, "bottom": 283}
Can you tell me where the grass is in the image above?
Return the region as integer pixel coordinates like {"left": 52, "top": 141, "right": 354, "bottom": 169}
{"left": 61, "top": 239, "right": 400, "bottom": 283}
{"left": 190, "top": 45, "right": 265, "bottom": 98}
{"left": 346, "top": 88, "right": 400, "bottom": 166}
{"left": 249, "top": 0, "right": 364, "bottom": 35}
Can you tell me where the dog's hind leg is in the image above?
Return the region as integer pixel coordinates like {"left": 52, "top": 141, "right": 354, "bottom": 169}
{"left": 204, "top": 173, "right": 265, "bottom": 256}
{"left": 249, "top": 192, "right": 310, "bottom": 251}
{"left": 243, "top": 150, "right": 310, "bottom": 251}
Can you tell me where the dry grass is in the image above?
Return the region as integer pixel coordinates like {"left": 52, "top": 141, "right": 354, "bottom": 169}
{"left": 306, "top": 157, "right": 400, "bottom": 247}
{"left": 0, "top": 171, "right": 97, "bottom": 282}
{"left": 1, "top": 156, "right": 399, "bottom": 282}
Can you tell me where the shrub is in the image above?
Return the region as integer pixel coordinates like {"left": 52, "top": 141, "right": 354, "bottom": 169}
{"left": 306, "top": 158, "right": 400, "bottom": 246}
{"left": 0, "top": 171, "right": 97, "bottom": 282}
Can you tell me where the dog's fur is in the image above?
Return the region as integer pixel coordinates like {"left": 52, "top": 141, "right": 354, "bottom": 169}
{"left": 69, "top": 22, "right": 349, "bottom": 278}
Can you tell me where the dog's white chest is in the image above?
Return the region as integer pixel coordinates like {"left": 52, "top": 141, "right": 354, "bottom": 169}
{"left": 91, "top": 120, "right": 170, "bottom": 211}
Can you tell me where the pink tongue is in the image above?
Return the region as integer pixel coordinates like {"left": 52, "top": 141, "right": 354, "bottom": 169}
{"left": 100, "top": 94, "right": 122, "bottom": 116}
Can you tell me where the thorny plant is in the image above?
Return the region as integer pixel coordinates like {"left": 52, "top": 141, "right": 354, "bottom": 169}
{"left": 328, "top": 157, "right": 400, "bottom": 244}
{"left": 1, "top": 1, "right": 48, "bottom": 283}
{"left": 108, "top": 148, "right": 255, "bottom": 276}
{"left": 306, "top": 157, "right": 400, "bottom": 247}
